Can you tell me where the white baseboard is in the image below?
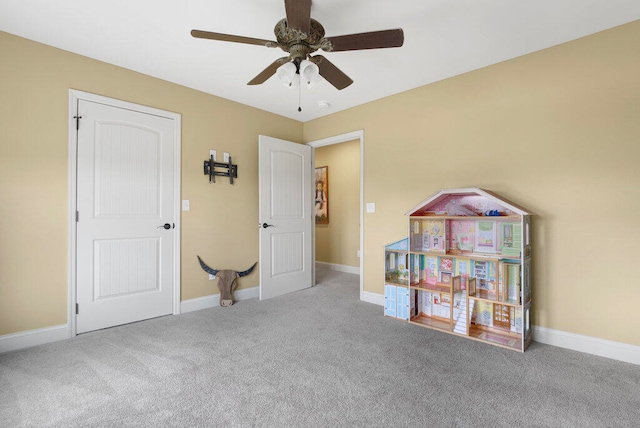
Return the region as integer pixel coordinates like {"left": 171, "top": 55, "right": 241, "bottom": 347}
{"left": 0, "top": 324, "right": 70, "bottom": 354}
{"left": 532, "top": 325, "right": 640, "bottom": 365}
{"left": 316, "top": 261, "right": 359, "bottom": 275}
{"left": 361, "top": 290, "right": 385, "bottom": 306}
{"left": 181, "top": 286, "right": 259, "bottom": 313}
{"left": 1, "top": 288, "right": 261, "bottom": 353}
{"left": 4, "top": 291, "right": 638, "bottom": 366}
{"left": 365, "top": 291, "right": 640, "bottom": 365}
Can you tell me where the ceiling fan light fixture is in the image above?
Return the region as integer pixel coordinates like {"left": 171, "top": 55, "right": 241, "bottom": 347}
{"left": 276, "top": 62, "right": 299, "bottom": 88}
{"left": 299, "top": 59, "right": 321, "bottom": 88}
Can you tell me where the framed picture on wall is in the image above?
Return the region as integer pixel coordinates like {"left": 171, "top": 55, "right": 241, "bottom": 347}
{"left": 315, "top": 166, "right": 329, "bottom": 224}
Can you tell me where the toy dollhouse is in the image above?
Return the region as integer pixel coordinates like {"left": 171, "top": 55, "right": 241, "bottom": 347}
{"left": 384, "top": 188, "right": 534, "bottom": 352}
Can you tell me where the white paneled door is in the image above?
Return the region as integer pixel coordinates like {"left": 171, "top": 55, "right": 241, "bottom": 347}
{"left": 258, "top": 135, "right": 313, "bottom": 300}
{"left": 75, "top": 99, "right": 177, "bottom": 334}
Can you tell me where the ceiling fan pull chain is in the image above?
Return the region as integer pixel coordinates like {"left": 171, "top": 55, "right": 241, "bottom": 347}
{"left": 298, "top": 75, "right": 302, "bottom": 112}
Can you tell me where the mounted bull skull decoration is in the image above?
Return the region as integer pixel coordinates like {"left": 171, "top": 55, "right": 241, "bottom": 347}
{"left": 197, "top": 256, "right": 257, "bottom": 307}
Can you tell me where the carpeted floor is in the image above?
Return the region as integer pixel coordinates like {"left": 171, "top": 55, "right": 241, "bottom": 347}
{"left": 1, "top": 267, "right": 639, "bottom": 427}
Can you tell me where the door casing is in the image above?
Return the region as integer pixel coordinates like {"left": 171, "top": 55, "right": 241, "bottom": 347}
{"left": 68, "top": 89, "right": 182, "bottom": 337}
{"left": 307, "top": 130, "right": 365, "bottom": 301}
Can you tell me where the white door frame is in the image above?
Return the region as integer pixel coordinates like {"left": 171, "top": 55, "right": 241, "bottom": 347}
{"left": 67, "top": 89, "right": 182, "bottom": 337}
{"left": 307, "top": 130, "right": 364, "bottom": 300}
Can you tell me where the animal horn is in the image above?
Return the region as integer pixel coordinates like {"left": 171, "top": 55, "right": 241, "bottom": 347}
{"left": 197, "top": 256, "right": 219, "bottom": 276}
{"left": 237, "top": 262, "right": 257, "bottom": 277}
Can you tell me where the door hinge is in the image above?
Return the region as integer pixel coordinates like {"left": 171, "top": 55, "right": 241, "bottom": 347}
{"left": 73, "top": 115, "right": 82, "bottom": 130}
{"left": 76, "top": 303, "right": 79, "bottom": 315}
{"left": 76, "top": 211, "right": 79, "bottom": 222}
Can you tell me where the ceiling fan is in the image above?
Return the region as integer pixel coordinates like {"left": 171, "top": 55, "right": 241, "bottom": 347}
{"left": 191, "top": 0, "right": 404, "bottom": 90}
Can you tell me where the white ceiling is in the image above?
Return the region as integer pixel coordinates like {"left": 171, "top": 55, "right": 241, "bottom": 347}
{"left": 2, "top": 1, "right": 639, "bottom": 122}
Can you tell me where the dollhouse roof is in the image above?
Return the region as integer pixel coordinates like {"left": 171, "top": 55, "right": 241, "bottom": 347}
{"left": 405, "top": 188, "right": 535, "bottom": 217}
{"left": 384, "top": 238, "right": 409, "bottom": 251}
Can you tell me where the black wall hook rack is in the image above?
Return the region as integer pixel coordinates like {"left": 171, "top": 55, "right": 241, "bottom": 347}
{"left": 203, "top": 155, "right": 238, "bottom": 184}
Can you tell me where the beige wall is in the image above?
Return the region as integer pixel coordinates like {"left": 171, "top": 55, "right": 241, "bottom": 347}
{"left": 304, "top": 21, "right": 640, "bottom": 347}
{"left": 0, "top": 31, "right": 302, "bottom": 335}
{"left": 314, "top": 140, "right": 360, "bottom": 267}
{"left": 3, "top": 19, "right": 640, "bottom": 349}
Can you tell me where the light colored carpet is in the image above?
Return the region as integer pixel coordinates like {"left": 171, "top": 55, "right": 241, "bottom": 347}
{"left": 1, "top": 267, "right": 639, "bottom": 427}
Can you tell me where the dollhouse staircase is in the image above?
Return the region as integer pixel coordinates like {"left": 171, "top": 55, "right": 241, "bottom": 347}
{"left": 453, "top": 295, "right": 474, "bottom": 335}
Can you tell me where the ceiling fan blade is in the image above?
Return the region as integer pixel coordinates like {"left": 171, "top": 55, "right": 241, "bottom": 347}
{"left": 311, "top": 55, "right": 353, "bottom": 90}
{"left": 191, "top": 29, "right": 277, "bottom": 48}
{"left": 324, "top": 29, "right": 404, "bottom": 52}
{"left": 247, "top": 57, "right": 291, "bottom": 85}
{"left": 284, "top": 0, "right": 311, "bottom": 35}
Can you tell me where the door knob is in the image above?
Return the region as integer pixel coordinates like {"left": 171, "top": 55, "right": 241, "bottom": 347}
{"left": 262, "top": 223, "right": 274, "bottom": 228}
{"left": 158, "top": 223, "right": 172, "bottom": 230}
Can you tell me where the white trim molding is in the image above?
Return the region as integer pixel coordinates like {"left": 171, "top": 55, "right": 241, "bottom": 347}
{"left": 533, "top": 325, "right": 640, "bottom": 365}
{"left": 0, "top": 325, "right": 70, "bottom": 354}
{"left": 3, "top": 297, "right": 639, "bottom": 366}
{"left": 307, "top": 130, "right": 364, "bottom": 300}
{"left": 1, "top": 287, "right": 260, "bottom": 353}
{"left": 181, "top": 286, "right": 259, "bottom": 314}
{"left": 316, "top": 261, "right": 359, "bottom": 275}
{"left": 361, "top": 291, "right": 385, "bottom": 307}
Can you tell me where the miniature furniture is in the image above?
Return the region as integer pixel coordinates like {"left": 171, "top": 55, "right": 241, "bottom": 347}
{"left": 384, "top": 188, "right": 534, "bottom": 352}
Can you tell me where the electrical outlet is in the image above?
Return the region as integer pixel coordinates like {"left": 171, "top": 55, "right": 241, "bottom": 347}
{"left": 366, "top": 202, "right": 376, "bottom": 213}
{"left": 223, "top": 152, "right": 230, "bottom": 162}
{"left": 209, "top": 274, "right": 216, "bottom": 280}
{"left": 209, "top": 150, "right": 216, "bottom": 161}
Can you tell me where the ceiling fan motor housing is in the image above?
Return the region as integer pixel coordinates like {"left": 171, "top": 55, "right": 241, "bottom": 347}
{"left": 275, "top": 18, "right": 330, "bottom": 60}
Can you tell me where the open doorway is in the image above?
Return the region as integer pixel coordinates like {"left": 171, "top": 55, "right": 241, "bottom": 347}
{"left": 307, "top": 131, "right": 364, "bottom": 299}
